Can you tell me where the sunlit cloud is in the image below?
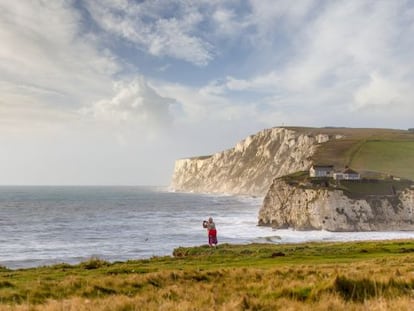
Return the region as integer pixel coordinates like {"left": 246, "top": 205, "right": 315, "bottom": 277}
{"left": 81, "top": 77, "right": 175, "bottom": 127}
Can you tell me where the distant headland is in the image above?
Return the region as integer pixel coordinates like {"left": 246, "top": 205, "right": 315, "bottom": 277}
{"left": 171, "top": 127, "right": 414, "bottom": 231}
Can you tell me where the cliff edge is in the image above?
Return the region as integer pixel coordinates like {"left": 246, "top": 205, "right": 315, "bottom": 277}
{"left": 170, "top": 127, "right": 334, "bottom": 196}
{"left": 258, "top": 178, "right": 414, "bottom": 231}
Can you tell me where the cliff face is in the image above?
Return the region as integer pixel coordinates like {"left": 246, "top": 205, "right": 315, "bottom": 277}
{"left": 258, "top": 179, "right": 414, "bottom": 231}
{"left": 171, "top": 128, "right": 332, "bottom": 196}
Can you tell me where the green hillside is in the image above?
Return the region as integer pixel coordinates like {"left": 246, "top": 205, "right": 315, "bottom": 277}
{"left": 291, "top": 127, "right": 414, "bottom": 180}
{"left": 349, "top": 141, "right": 414, "bottom": 180}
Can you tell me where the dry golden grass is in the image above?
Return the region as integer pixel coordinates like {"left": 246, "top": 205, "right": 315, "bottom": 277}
{"left": 3, "top": 291, "right": 414, "bottom": 311}
{"left": 2, "top": 241, "right": 414, "bottom": 310}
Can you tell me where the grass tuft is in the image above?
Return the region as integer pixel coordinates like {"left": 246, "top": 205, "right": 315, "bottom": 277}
{"left": 333, "top": 275, "right": 414, "bottom": 302}
{"left": 79, "top": 258, "right": 110, "bottom": 270}
{"left": 0, "top": 281, "right": 14, "bottom": 288}
{"left": 334, "top": 276, "right": 379, "bottom": 302}
{"left": 280, "top": 286, "right": 313, "bottom": 301}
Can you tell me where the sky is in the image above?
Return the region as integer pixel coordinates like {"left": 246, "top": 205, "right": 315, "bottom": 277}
{"left": 1, "top": 0, "right": 413, "bottom": 186}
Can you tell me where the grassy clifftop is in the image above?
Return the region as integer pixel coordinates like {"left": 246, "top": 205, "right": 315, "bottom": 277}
{"left": 2, "top": 241, "right": 414, "bottom": 310}
{"left": 288, "top": 127, "right": 414, "bottom": 180}
{"left": 280, "top": 170, "right": 413, "bottom": 198}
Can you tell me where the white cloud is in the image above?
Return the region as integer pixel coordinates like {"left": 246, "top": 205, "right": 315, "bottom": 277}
{"left": 85, "top": 0, "right": 214, "bottom": 65}
{"left": 81, "top": 77, "right": 174, "bottom": 127}
{"left": 0, "top": 1, "right": 117, "bottom": 132}
{"left": 155, "top": 82, "right": 225, "bottom": 121}
{"left": 246, "top": 0, "right": 315, "bottom": 46}
{"left": 353, "top": 73, "right": 414, "bottom": 111}
{"left": 206, "top": 0, "right": 414, "bottom": 128}
{"left": 154, "top": 79, "right": 288, "bottom": 130}
{"left": 213, "top": 8, "right": 236, "bottom": 32}
{"left": 225, "top": 72, "right": 280, "bottom": 92}
{"left": 212, "top": 7, "right": 249, "bottom": 38}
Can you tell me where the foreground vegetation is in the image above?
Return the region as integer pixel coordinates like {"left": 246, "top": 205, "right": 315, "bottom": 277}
{"left": 2, "top": 240, "right": 414, "bottom": 310}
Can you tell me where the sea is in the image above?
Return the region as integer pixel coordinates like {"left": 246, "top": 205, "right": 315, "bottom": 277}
{"left": 2, "top": 186, "right": 414, "bottom": 269}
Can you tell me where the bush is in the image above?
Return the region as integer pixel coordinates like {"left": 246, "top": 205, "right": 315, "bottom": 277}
{"left": 334, "top": 276, "right": 378, "bottom": 302}
{"left": 333, "top": 275, "right": 414, "bottom": 302}
{"left": 80, "top": 257, "right": 110, "bottom": 270}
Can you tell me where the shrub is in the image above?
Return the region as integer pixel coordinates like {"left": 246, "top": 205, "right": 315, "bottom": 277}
{"left": 334, "top": 276, "right": 378, "bottom": 302}
{"left": 80, "top": 257, "right": 110, "bottom": 270}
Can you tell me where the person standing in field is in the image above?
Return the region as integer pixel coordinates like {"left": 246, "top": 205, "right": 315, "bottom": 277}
{"left": 206, "top": 217, "right": 217, "bottom": 247}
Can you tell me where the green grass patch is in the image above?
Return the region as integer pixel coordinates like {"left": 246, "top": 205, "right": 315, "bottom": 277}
{"left": 308, "top": 128, "right": 414, "bottom": 181}
{"left": 350, "top": 141, "right": 414, "bottom": 180}
{"left": 338, "top": 179, "right": 413, "bottom": 198}
{"left": 2, "top": 240, "right": 414, "bottom": 309}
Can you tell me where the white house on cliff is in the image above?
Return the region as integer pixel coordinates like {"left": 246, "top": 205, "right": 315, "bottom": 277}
{"left": 310, "top": 165, "right": 360, "bottom": 180}
{"left": 309, "top": 165, "right": 334, "bottom": 177}
{"left": 333, "top": 168, "right": 361, "bottom": 180}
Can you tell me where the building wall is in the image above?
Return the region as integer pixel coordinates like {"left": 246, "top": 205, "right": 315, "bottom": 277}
{"left": 344, "top": 174, "right": 360, "bottom": 180}
{"left": 310, "top": 167, "right": 333, "bottom": 177}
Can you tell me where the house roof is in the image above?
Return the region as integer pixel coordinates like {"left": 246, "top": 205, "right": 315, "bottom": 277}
{"left": 343, "top": 168, "right": 359, "bottom": 174}
{"left": 312, "top": 165, "right": 334, "bottom": 170}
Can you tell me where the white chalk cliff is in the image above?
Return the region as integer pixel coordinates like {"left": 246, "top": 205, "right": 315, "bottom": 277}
{"left": 258, "top": 178, "right": 414, "bottom": 231}
{"left": 171, "top": 126, "right": 414, "bottom": 231}
{"left": 171, "top": 127, "right": 332, "bottom": 196}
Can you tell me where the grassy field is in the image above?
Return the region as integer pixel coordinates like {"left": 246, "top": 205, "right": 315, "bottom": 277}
{"left": 289, "top": 127, "right": 414, "bottom": 180}
{"left": 338, "top": 179, "right": 413, "bottom": 198}
{"left": 2, "top": 240, "right": 414, "bottom": 310}
{"left": 349, "top": 141, "right": 414, "bottom": 180}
